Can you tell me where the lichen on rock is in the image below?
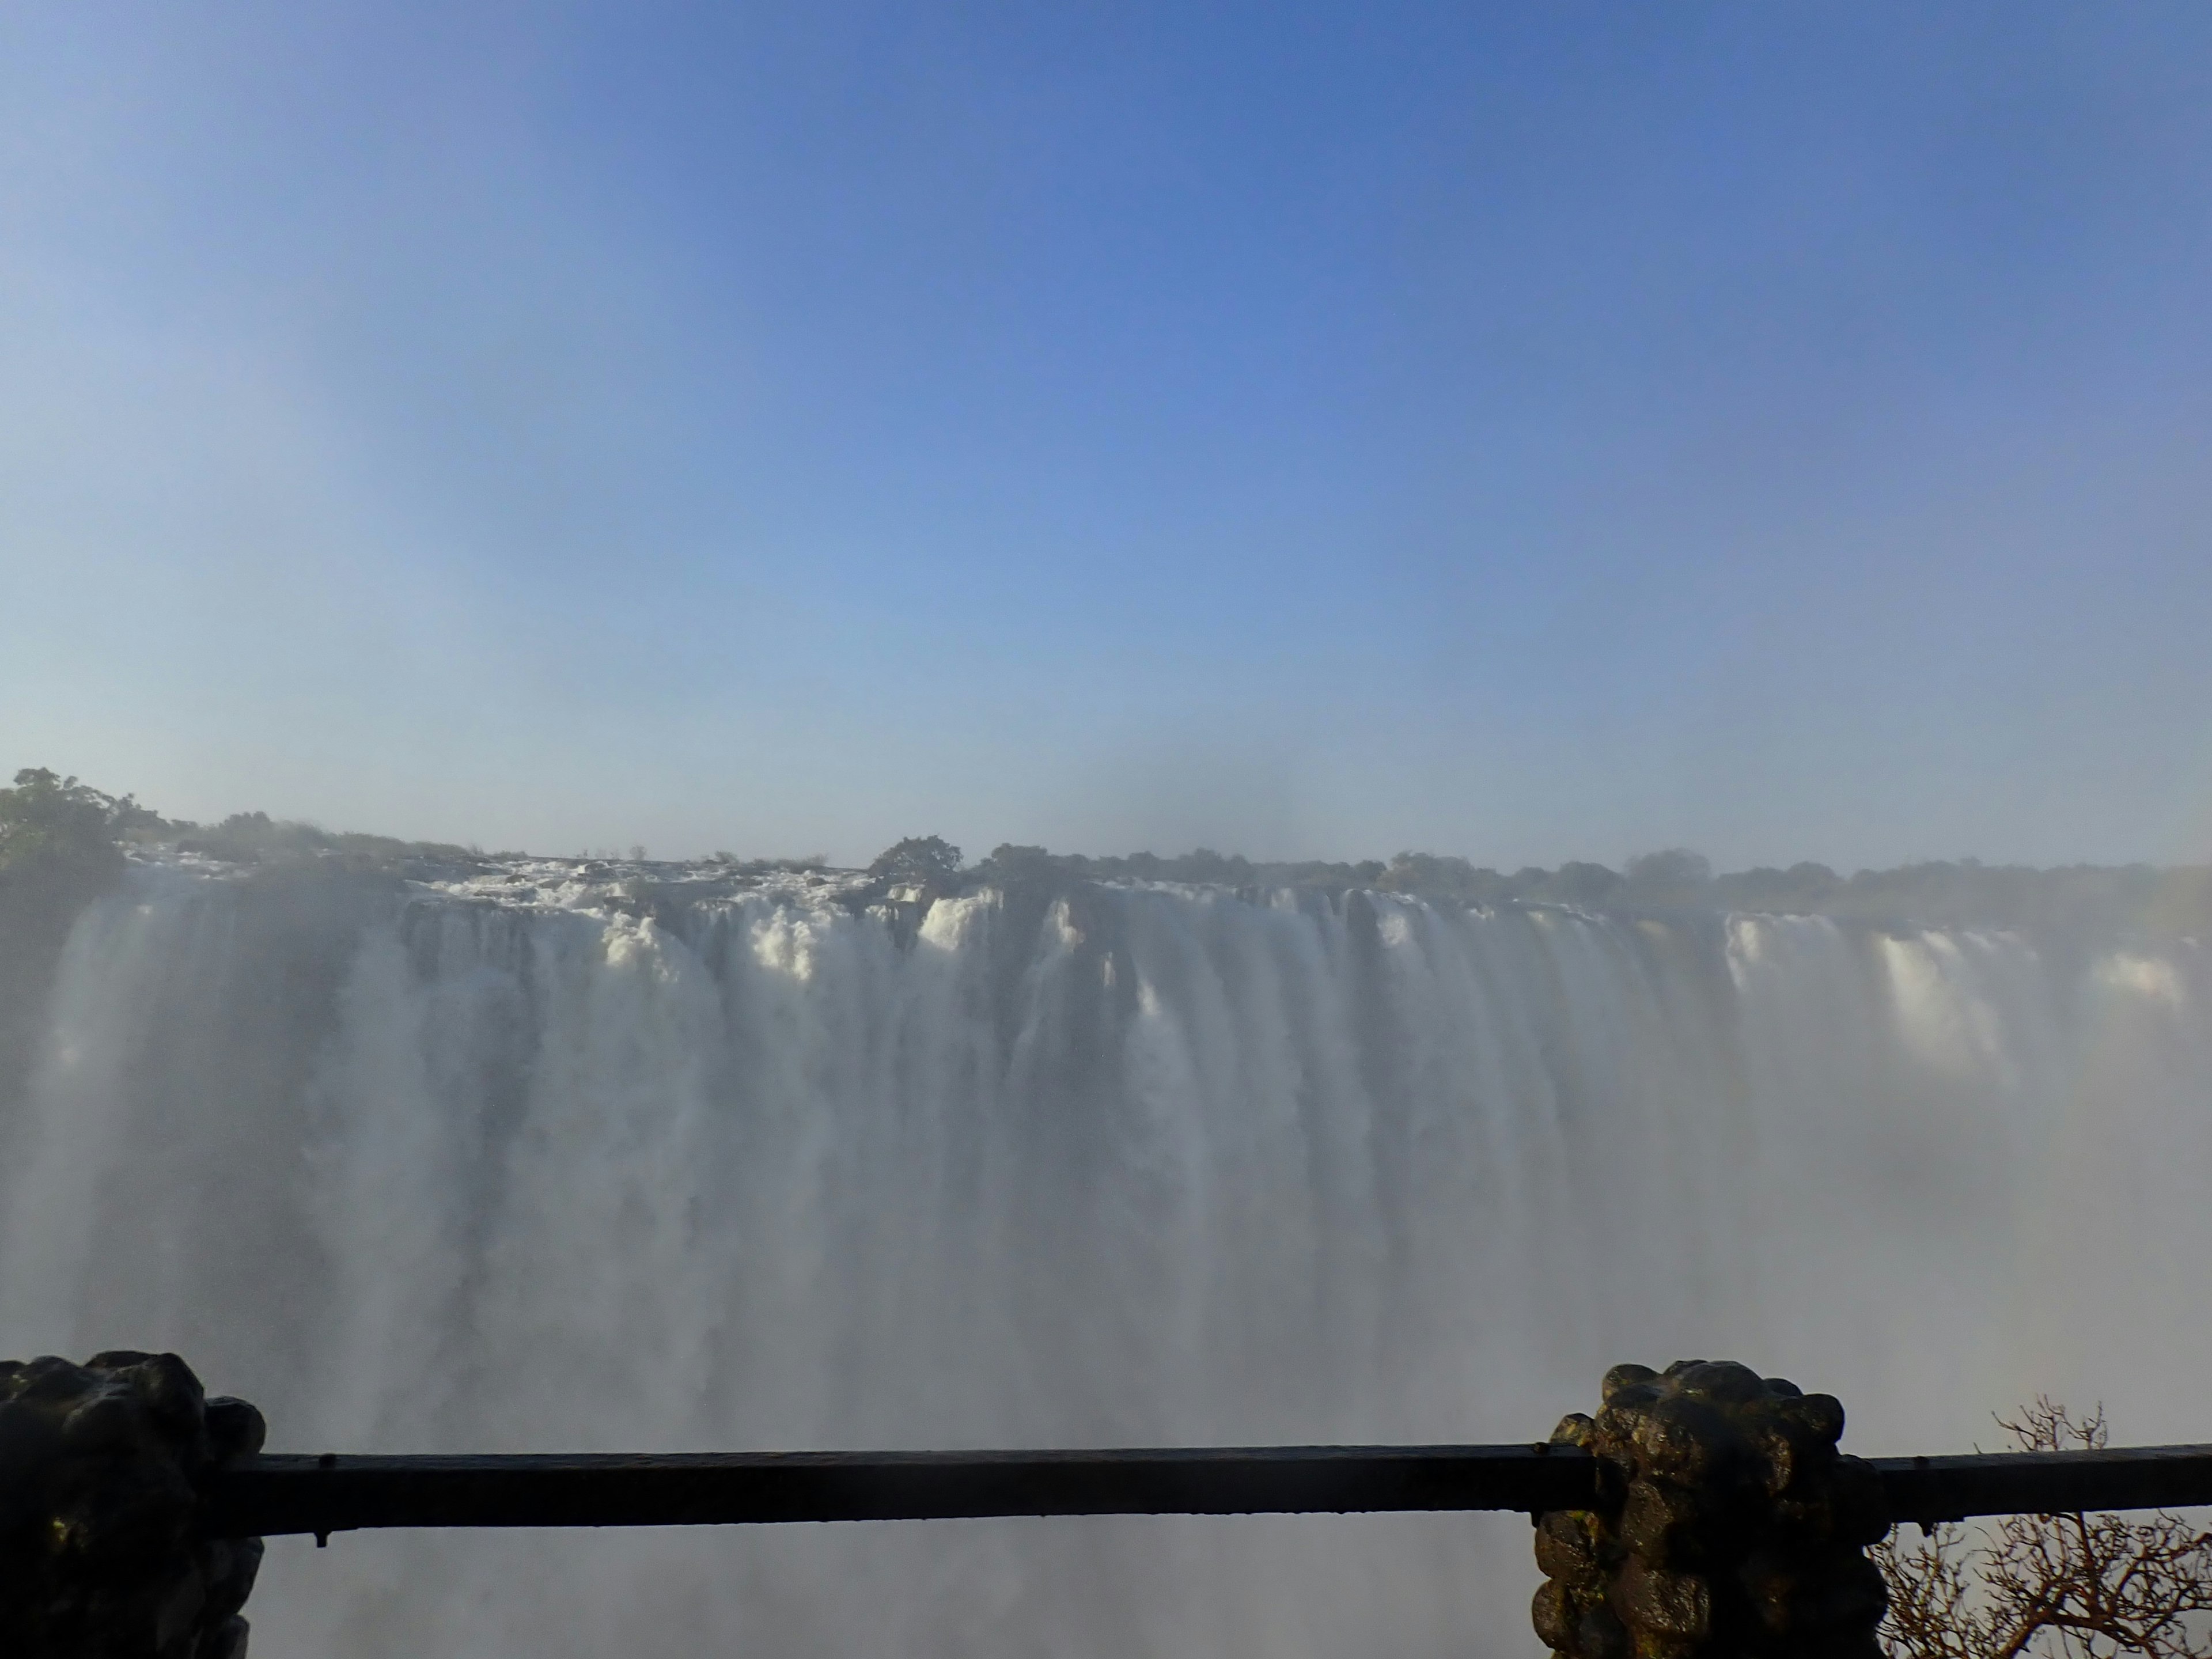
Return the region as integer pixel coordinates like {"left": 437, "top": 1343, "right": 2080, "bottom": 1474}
{"left": 1533, "top": 1361, "right": 1889, "bottom": 1659}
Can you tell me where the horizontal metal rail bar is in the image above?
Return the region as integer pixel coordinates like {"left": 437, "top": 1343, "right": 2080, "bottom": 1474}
{"left": 200, "top": 1445, "right": 1594, "bottom": 1537}
{"left": 195, "top": 1442, "right": 2212, "bottom": 1541}
{"left": 1874, "top": 1444, "right": 2212, "bottom": 1525}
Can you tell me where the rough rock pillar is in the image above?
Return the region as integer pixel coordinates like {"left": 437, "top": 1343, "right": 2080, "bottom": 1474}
{"left": 1532, "top": 1361, "right": 1891, "bottom": 1659}
{"left": 0, "top": 1352, "right": 266, "bottom": 1659}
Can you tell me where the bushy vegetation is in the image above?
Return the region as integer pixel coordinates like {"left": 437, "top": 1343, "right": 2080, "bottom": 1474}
{"left": 7, "top": 768, "right": 2209, "bottom": 937}
{"left": 2, "top": 768, "right": 502, "bottom": 890}
{"left": 869, "top": 835, "right": 965, "bottom": 887}
{"left": 928, "top": 840, "right": 2212, "bottom": 937}
{"left": 0, "top": 770, "right": 153, "bottom": 888}
{"left": 168, "top": 809, "right": 488, "bottom": 868}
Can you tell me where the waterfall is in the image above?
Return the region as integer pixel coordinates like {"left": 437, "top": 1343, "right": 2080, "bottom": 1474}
{"left": 2, "top": 858, "right": 2207, "bottom": 1658}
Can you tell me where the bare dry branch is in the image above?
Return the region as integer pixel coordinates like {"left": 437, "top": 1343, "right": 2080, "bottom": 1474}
{"left": 1877, "top": 1401, "right": 2212, "bottom": 1659}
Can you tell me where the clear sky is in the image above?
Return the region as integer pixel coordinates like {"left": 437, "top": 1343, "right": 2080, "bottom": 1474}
{"left": 4, "top": 2, "right": 2209, "bottom": 869}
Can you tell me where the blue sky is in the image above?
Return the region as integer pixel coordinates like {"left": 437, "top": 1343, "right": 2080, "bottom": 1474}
{"left": 4, "top": 2, "right": 2209, "bottom": 867}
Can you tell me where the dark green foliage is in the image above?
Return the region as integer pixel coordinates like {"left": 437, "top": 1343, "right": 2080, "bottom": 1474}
{"left": 868, "top": 836, "right": 965, "bottom": 885}
{"left": 980, "top": 843, "right": 1059, "bottom": 879}
{"left": 0, "top": 770, "right": 151, "bottom": 886}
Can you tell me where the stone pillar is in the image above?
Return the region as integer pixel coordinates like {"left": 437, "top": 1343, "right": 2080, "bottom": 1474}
{"left": 1532, "top": 1361, "right": 1891, "bottom": 1659}
{"left": 0, "top": 1352, "right": 266, "bottom": 1659}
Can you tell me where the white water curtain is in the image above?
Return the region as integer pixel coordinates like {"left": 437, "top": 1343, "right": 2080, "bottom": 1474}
{"left": 2, "top": 863, "right": 2207, "bottom": 1658}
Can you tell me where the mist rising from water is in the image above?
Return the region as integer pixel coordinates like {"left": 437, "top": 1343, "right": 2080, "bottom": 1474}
{"left": 2, "top": 858, "right": 2207, "bottom": 1658}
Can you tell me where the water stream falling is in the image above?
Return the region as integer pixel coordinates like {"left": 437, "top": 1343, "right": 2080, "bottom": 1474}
{"left": 2, "top": 857, "right": 2207, "bottom": 1657}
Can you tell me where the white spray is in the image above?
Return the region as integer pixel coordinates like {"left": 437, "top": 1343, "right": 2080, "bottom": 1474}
{"left": 2, "top": 861, "right": 2206, "bottom": 1658}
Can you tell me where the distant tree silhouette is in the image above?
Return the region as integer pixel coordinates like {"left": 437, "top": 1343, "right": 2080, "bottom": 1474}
{"left": 0, "top": 769, "right": 150, "bottom": 882}
{"left": 983, "top": 844, "right": 1063, "bottom": 882}
{"left": 1537, "top": 861, "right": 1626, "bottom": 906}
{"left": 868, "top": 835, "right": 964, "bottom": 886}
{"left": 1624, "top": 848, "right": 1713, "bottom": 903}
{"left": 1714, "top": 861, "right": 1844, "bottom": 912}
{"left": 1380, "top": 853, "right": 1514, "bottom": 903}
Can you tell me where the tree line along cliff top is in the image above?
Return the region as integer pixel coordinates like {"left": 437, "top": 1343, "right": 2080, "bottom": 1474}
{"left": 5, "top": 770, "right": 2210, "bottom": 941}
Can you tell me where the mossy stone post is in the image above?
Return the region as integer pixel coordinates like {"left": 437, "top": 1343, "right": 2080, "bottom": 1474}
{"left": 0, "top": 1353, "right": 266, "bottom": 1659}
{"left": 1532, "top": 1361, "right": 1891, "bottom": 1659}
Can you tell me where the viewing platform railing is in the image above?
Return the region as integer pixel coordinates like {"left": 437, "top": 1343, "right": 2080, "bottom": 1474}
{"left": 198, "top": 1440, "right": 2212, "bottom": 1539}
{"left": 9, "top": 1351, "right": 2211, "bottom": 1659}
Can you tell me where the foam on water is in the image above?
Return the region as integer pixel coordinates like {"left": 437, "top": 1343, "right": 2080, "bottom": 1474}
{"left": 2, "top": 858, "right": 2207, "bottom": 1657}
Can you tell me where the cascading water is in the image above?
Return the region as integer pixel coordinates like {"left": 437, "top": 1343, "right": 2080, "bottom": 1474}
{"left": 1, "top": 856, "right": 2207, "bottom": 1658}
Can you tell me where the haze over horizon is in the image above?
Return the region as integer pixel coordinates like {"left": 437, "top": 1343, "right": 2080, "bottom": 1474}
{"left": 5, "top": 3, "right": 2210, "bottom": 870}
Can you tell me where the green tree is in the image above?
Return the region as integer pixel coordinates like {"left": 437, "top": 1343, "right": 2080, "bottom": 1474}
{"left": 868, "top": 835, "right": 964, "bottom": 887}
{"left": 0, "top": 770, "right": 149, "bottom": 882}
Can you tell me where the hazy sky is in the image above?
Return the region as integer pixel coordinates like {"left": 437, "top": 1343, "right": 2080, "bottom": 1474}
{"left": 4, "top": 2, "right": 2209, "bottom": 868}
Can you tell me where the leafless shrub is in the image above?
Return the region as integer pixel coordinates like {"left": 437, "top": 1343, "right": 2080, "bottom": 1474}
{"left": 1878, "top": 1400, "right": 2212, "bottom": 1659}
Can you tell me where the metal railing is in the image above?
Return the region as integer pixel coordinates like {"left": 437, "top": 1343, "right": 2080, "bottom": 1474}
{"left": 197, "top": 1440, "right": 2212, "bottom": 1540}
{"left": 13, "top": 1350, "right": 2212, "bottom": 1659}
